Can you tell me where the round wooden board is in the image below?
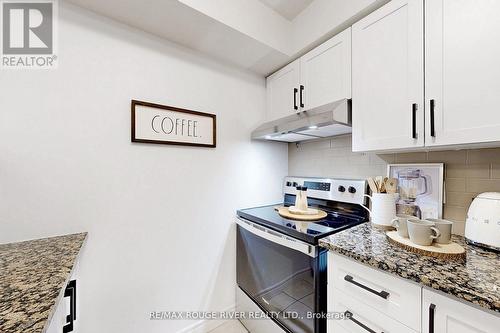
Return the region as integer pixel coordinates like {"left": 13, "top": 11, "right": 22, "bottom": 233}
{"left": 386, "top": 231, "right": 466, "bottom": 260}
{"left": 372, "top": 223, "right": 396, "bottom": 231}
{"left": 277, "top": 206, "right": 327, "bottom": 221}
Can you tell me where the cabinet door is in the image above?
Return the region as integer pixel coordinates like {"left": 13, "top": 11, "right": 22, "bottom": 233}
{"left": 352, "top": 0, "right": 424, "bottom": 152}
{"left": 46, "top": 262, "right": 80, "bottom": 333}
{"left": 266, "top": 59, "right": 300, "bottom": 121}
{"left": 46, "top": 294, "right": 70, "bottom": 333}
{"left": 300, "top": 27, "right": 351, "bottom": 111}
{"left": 422, "top": 288, "right": 500, "bottom": 333}
{"left": 425, "top": 0, "right": 500, "bottom": 147}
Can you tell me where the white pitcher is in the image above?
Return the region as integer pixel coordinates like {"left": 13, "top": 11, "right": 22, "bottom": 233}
{"left": 361, "top": 193, "right": 397, "bottom": 227}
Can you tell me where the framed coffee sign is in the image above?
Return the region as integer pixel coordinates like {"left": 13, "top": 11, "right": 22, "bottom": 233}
{"left": 131, "top": 100, "right": 216, "bottom": 148}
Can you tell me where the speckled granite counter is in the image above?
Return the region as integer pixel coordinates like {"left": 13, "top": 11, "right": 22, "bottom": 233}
{"left": 319, "top": 223, "right": 500, "bottom": 313}
{"left": 0, "top": 233, "right": 87, "bottom": 333}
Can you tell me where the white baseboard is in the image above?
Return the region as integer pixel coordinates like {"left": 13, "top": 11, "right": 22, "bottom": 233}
{"left": 175, "top": 305, "right": 237, "bottom": 333}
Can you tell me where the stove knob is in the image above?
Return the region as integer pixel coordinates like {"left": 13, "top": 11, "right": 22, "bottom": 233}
{"left": 338, "top": 185, "right": 346, "bottom": 193}
{"left": 293, "top": 182, "right": 298, "bottom": 187}
{"left": 348, "top": 186, "right": 357, "bottom": 194}
{"left": 286, "top": 181, "right": 292, "bottom": 187}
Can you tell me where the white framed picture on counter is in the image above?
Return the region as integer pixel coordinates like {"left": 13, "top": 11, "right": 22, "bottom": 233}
{"left": 387, "top": 163, "right": 444, "bottom": 219}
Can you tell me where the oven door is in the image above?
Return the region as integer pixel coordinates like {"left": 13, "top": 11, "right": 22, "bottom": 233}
{"left": 236, "top": 218, "right": 327, "bottom": 333}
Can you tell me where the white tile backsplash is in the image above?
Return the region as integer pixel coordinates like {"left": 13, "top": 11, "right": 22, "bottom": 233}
{"left": 288, "top": 135, "right": 500, "bottom": 235}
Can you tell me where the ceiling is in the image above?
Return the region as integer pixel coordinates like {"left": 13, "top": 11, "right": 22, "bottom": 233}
{"left": 258, "top": 0, "right": 314, "bottom": 20}
{"left": 64, "top": 0, "right": 385, "bottom": 76}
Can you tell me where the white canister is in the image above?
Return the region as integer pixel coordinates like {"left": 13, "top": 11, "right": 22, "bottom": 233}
{"left": 361, "top": 193, "right": 397, "bottom": 227}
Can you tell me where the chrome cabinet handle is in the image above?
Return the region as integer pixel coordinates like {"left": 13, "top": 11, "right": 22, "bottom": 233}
{"left": 345, "top": 311, "right": 382, "bottom": 333}
{"left": 344, "top": 275, "right": 389, "bottom": 299}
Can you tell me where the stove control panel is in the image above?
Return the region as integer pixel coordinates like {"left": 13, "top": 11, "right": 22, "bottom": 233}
{"left": 284, "top": 177, "right": 367, "bottom": 205}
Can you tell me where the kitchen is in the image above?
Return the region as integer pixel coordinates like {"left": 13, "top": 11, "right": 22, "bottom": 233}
{"left": 0, "top": 0, "right": 498, "bottom": 333}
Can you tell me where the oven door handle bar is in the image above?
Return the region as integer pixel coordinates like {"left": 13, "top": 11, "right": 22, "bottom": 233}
{"left": 236, "top": 218, "right": 315, "bottom": 257}
{"left": 344, "top": 275, "right": 390, "bottom": 299}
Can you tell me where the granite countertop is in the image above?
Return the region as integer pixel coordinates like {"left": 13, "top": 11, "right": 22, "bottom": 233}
{"left": 0, "top": 233, "right": 87, "bottom": 333}
{"left": 319, "top": 223, "right": 500, "bottom": 313}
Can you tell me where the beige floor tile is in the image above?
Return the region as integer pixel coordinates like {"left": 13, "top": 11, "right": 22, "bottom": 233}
{"left": 209, "top": 320, "right": 248, "bottom": 333}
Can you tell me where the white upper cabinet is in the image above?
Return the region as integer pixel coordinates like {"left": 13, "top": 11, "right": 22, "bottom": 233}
{"left": 300, "top": 28, "right": 352, "bottom": 111}
{"left": 353, "top": 0, "right": 500, "bottom": 152}
{"left": 266, "top": 28, "right": 352, "bottom": 121}
{"left": 352, "top": 0, "right": 424, "bottom": 152}
{"left": 266, "top": 59, "right": 300, "bottom": 121}
{"left": 422, "top": 288, "right": 500, "bottom": 333}
{"left": 425, "top": 0, "right": 500, "bottom": 147}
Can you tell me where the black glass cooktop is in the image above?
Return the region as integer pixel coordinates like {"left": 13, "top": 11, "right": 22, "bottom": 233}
{"left": 237, "top": 195, "right": 368, "bottom": 245}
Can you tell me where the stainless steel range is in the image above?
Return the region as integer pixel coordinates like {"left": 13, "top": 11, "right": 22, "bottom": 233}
{"left": 236, "top": 177, "right": 368, "bottom": 333}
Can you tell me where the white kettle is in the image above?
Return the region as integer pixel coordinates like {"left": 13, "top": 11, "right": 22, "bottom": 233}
{"left": 465, "top": 192, "right": 500, "bottom": 252}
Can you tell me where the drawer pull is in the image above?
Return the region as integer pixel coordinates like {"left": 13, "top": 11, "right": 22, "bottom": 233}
{"left": 63, "top": 280, "right": 77, "bottom": 333}
{"left": 299, "top": 85, "right": 305, "bottom": 108}
{"left": 412, "top": 103, "right": 417, "bottom": 139}
{"left": 344, "top": 275, "right": 389, "bottom": 299}
{"left": 345, "top": 311, "right": 382, "bottom": 333}
{"left": 430, "top": 99, "right": 436, "bottom": 137}
{"left": 293, "top": 88, "right": 298, "bottom": 110}
{"left": 429, "top": 303, "right": 436, "bottom": 333}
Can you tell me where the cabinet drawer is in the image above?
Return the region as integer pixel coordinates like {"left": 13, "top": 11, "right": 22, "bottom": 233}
{"left": 329, "top": 253, "right": 421, "bottom": 331}
{"left": 331, "top": 287, "right": 418, "bottom": 333}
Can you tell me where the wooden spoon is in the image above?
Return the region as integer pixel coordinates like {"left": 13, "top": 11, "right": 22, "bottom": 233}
{"left": 367, "top": 177, "right": 379, "bottom": 193}
{"left": 375, "top": 176, "right": 384, "bottom": 193}
{"left": 385, "top": 178, "right": 398, "bottom": 194}
{"left": 379, "top": 177, "right": 388, "bottom": 193}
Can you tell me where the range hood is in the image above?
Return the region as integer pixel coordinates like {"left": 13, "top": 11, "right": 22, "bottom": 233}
{"left": 251, "top": 98, "right": 352, "bottom": 142}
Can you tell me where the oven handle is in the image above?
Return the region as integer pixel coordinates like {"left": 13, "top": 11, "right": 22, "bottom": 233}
{"left": 236, "top": 218, "right": 315, "bottom": 257}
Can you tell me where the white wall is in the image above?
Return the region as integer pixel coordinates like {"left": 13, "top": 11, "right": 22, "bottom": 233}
{"left": 0, "top": 2, "right": 288, "bottom": 333}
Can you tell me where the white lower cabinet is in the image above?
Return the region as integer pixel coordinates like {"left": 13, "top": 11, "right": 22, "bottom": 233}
{"left": 422, "top": 288, "right": 500, "bottom": 333}
{"left": 46, "top": 262, "right": 80, "bottom": 333}
{"left": 328, "top": 253, "right": 500, "bottom": 333}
